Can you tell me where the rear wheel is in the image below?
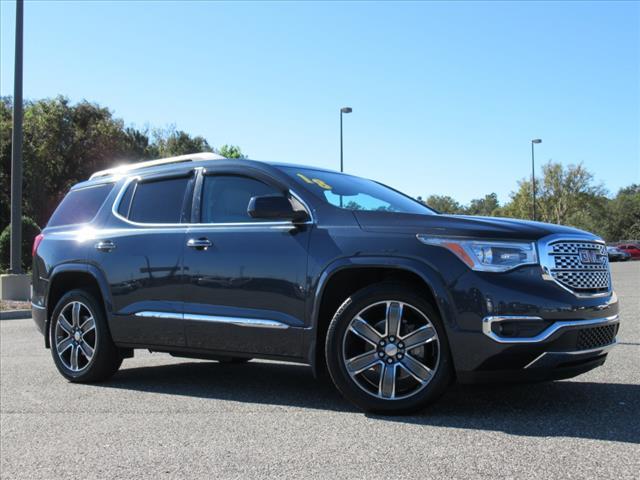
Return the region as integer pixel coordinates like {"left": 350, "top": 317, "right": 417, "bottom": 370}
{"left": 50, "top": 289, "right": 122, "bottom": 382}
{"left": 325, "top": 283, "right": 453, "bottom": 414}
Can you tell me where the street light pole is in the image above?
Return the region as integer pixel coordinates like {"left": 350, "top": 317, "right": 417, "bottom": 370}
{"left": 339, "top": 107, "right": 352, "bottom": 172}
{"left": 10, "top": 0, "right": 24, "bottom": 274}
{"left": 531, "top": 138, "right": 542, "bottom": 222}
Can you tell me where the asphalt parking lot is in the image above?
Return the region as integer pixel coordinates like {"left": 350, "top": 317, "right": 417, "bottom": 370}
{"left": 1, "top": 262, "right": 638, "bottom": 479}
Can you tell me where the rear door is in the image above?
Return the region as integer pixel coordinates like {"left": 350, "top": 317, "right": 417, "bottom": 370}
{"left": 182, "top": 168, "right": 311, "bottom": 357}
{"left": 90, "top": 169, "right": 195, "bottom": 347}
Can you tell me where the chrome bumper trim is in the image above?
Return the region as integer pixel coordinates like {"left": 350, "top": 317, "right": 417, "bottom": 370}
{"left": 482, "top": 314, "right": 619, "bottom": 344}
{"left": 525, "top": 341, "right": 617, "bottom": 369}
{"left": 134, "top": 311, "right": 289, "bottom": 329}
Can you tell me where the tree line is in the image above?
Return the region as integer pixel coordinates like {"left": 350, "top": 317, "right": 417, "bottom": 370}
{"left": 420, "top": 162, "right": 639, "bottom": 242}
{"left": 0, "top": 96, "right": 244, "bottom": 229}
{"left": 1, "top": 96, "right": 638, "bottom": 243}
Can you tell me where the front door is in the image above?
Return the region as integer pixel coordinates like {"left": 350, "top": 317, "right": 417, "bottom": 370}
{"left": 182, "top": 171, "right": 311, "bottom": 357}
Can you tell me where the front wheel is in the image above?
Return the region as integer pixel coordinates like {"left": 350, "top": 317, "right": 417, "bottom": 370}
{"left": 49, "top": 289, "right": 122, "bottom": 382}
{"left": 325, "top": 283, "right": 453, "bottom": 414}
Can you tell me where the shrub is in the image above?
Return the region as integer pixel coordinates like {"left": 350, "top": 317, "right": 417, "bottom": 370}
{"left": 0, "top": 217, "right": 41, "bottom": 272}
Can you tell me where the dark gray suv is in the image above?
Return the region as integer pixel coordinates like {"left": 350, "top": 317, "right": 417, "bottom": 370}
{"left": 32, "top": 153, "right": 619, "bottom": 413}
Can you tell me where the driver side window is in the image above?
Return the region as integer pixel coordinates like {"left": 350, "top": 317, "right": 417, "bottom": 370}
{"left": 201, "top": 175, "right": 283, "bottom": 223}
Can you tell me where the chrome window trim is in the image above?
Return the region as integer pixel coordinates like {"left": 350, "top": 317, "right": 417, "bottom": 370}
{"left": 70, "top": 182, "right": 117, "bottom": 193}
{"left": 482, "top": 314, "right": 619, "bottom": 344}
{"left": 537, "top": 233, "right": 611, "bottom": 298}
{"left": 197, "top": 169, "right": 315, "bottom": 225}
{"left": 111, "top": 172, "right": 196, "bottom": 227}
{"left": 288, "top": 189, "right": 315, "bottom": 224}
{"left": 134, "top": 311, "right": 290, "bottom": 329}
{"left": 90, "top": 152, "right": 225, "bottom": 179}
{"left": 111, "top": 174, "right": 315, "bottom": 228}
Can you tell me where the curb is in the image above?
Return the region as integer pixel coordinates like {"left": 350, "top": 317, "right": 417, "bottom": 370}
{"left": 0, "top": 309, "right": 31, "bottom": 320}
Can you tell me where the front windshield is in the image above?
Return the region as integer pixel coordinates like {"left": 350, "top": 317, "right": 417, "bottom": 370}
{"left": 279, "top": 167, "right": 436, "bottom": 215}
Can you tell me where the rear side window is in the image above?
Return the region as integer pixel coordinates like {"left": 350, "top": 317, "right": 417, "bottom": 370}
{"left": 127, "top": 177, "right": 190, "bottom": 224}
{"left": 48, "top": 184, "right": 114, "bottom": 227}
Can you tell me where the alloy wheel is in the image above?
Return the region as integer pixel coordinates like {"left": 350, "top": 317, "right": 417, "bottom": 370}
{"left": 342, "top": 300, "right": 440, "bottom": 400}
{"left": 54, "top": 301, "right": 97, "bottom": 373}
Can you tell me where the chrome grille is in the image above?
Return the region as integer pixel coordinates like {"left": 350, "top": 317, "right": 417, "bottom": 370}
{"left": 553, "top": 271, "right": 610, "bottom": 290}
{"left": 545, "top": 240, "right": 611, "bottom": 295}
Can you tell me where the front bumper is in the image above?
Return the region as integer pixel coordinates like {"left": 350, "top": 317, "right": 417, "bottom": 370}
{"left": 457, "top": 352, "right": 611, "bottom": 384}
{"left": 455, "top": 314, "right": 619, "bottom": 383}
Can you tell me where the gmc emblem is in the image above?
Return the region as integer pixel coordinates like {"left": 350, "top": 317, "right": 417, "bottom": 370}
{"left": 578, "top": 249, "right": 604, "bottom": 265}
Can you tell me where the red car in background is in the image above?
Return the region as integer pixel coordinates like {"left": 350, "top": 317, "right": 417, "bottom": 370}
{"left": 617, "top": 244, "right": 640, "bottom": 259}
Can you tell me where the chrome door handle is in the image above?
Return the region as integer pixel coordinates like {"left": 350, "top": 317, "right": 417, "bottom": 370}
{"left": 95, "top": 240, "right": 116, "bottom": 252}
{"left": 187, "top": 238, "right": 212, "bottom": 250}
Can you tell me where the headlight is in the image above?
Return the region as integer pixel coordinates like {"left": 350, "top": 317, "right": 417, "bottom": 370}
{"left": 416, "top": 235, "right": 538, "bottom": 272}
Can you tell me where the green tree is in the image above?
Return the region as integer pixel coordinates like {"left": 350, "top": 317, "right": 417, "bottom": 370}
{"left": 16, "top": 96, "right": 136, "bottom": 227}
{"left": 1, "top": 96, "right": 242, "bottom": 231}
{"left": 604, "top": 184, "right": 640, "bottom": 241}
{"left": 498, "top": 179, "right": 534, "bottom": 220}
{"left": 0, "top": 98, "right": 12, "bottom": 229}
{"left": 538, "top": 162, "right": 606, "bottom": 225}
{"left": 218, "top": 144, "right": 246, "bottom": 159}
{"left": 422, "top": 195, "right": 463, "bottom": 214}
{"left": 465, "top": 193, "right": 500, "bottom": 216}
{"left": 501, "top": 161, "right": 607, "bottom": 234}
{"left": 0, "top": 216, "right": 40, "bottom": 272}
{"left": 152, "top": 126, "right": 213, "bottom": 157}
{"left": 123, "top": 127, "right": 156, "bottom": 160}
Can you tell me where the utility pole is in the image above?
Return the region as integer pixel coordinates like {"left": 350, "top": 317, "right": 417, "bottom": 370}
{"left": 531, "top": 138, "right": 542, "bottom": 222}
{"left": 339, "top": 107, "right": 352, "bottom": 173}
{"left": 10, "top": 0, "right": 24, "bottom": 274}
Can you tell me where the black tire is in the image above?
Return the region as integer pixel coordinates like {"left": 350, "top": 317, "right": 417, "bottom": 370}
{"left": 49, "top": 289, "right": 122, "bottom": 382}
{"left": 325, "top": 282, "right": 453, "bottom": 414}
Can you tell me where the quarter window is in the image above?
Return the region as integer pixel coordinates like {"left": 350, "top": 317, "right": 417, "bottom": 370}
{"left": 48, "top": 183, "right": 114, "bottom": 227}
{"left": 127, "top": 177, "right": 190, "bottom": 224}
{"left": 201, "top": 175, "right": 283, "bottom": 223}
{"left": 116, "top": 181, "right": 136, "bottom": 218}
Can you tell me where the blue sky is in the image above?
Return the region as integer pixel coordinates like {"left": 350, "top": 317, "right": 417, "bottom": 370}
{"left": 1, "top": 1, "right": 638, "bottom": 204}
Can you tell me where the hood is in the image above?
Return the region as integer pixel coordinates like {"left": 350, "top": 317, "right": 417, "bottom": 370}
{"left": 353, "top": 211, "right": 598, "bottom": 242}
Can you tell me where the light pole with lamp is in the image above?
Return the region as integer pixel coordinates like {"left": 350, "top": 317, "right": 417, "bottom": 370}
{"left": 340, "top": 107, "right": 352, "bottom": 173}
{"left": 10, "top": 0, "right": 24, "bottom": 274}
{"left": 531, "top": 138, "right": 542, "bottom": 221}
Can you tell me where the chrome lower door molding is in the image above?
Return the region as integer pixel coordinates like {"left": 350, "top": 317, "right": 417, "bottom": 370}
{"left": 134, "top": 311, "right": 289, "bottom": 329}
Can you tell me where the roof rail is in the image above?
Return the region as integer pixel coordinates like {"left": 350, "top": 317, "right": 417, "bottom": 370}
{"left": 89, "top": 152, "right": 226, "bottom": 179}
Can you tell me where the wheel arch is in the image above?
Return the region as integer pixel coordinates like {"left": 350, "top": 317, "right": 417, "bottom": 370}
{"left": 45, "top": 264, "right": 112, "bottom": 348}
{"left": 308, "top": 257, "right": 456, "bottom": 376}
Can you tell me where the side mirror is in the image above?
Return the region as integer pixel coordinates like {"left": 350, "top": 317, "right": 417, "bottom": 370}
{"left": 247, "top": 195, "right": 308, "bottom": 222}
